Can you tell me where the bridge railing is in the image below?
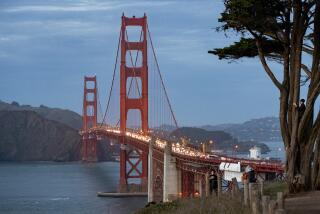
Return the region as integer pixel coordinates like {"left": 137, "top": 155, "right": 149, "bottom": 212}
{"left": 81, "top": 125, "right": 284, "bottom": 172}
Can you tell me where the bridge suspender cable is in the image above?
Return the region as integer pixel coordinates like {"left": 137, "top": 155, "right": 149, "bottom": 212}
{"left": 147, "top": 24, "right": 179, "bottom": 129}
{"left": 101, "top": 28, "right": 122, "bottom": 126}
{"left": 97, "top": 88, "right": 104, "bottom": 123}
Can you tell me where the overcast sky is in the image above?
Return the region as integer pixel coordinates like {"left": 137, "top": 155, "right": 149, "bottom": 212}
{"left": 0, "top": 0, "right": 282, "bottom": 126}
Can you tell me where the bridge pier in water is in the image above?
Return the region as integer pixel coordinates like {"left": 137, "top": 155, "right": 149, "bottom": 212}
{"left": 119, "top": 140, "right": 148, "bottom": 193}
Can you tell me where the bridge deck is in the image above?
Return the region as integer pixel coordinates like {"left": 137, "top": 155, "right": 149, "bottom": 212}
{"left": 80, "top": 125, "right": 284, "bottom": 173}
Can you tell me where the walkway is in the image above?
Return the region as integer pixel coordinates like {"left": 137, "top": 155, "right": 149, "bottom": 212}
{"left": 286, "top": 191, "right": 320, "bottom": 214}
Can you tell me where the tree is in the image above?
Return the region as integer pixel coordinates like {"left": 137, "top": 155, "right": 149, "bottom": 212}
{"left": 209, "top": 0, "right": 320, "bottom": 193}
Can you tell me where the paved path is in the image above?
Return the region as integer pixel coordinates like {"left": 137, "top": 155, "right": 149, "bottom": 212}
{"left": 285, "top": 191, "right": 320, "bottom": 214}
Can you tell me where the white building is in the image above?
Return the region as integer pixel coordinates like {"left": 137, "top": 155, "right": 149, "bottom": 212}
{"left": 219, "top": 162, "right": 243, "bottom": 181}
{"left": 249, "top": 146, "right": 261, "bottom": 159}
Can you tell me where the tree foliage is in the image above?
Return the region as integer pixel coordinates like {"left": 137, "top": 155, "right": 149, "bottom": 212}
{"left": 209, "top": 37, "right": 283, "bottom": 60}
{"left": 210, "top": 0, "right": 320, "bottom": 192}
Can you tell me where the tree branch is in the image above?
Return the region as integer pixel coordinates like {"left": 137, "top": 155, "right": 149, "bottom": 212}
{"left": 256, "top": 40, "right": 283, "bottom": 90}
{"left": 302, "top": 46, "right": 314, "bottom": 55}
{"left": 301, "top": 63, "right": 311, "bottom": 77}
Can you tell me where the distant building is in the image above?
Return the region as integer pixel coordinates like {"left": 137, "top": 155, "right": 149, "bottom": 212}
{"left": 219, "top": 162, "right": 243, "bottom": 181}
{"left": 249, "top": 146, "right": 261, "bottom": 159}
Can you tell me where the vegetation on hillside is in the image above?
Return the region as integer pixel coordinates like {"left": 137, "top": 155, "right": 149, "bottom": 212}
{"left": 135, "top": 195, "right": 250, "bottom": 214}
{"left": 202, "top": 117, "right": 281, "bottom": 142}
{"left": 0, "top": 110, "right": 115, "bottom": 161}
{"left": 171, "top": 127, "right": 270, "bottom": 154}
{"left": 0, "top": 100, "right": 82, "bottom": 130}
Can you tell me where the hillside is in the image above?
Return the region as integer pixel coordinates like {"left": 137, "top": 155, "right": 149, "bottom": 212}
{"left": 201, "top": 117, "right": 281, "bottom": 142}
{"left": 0, "top": 110, "right": 115, "bottom": 161}
{"left": 171, "top": 127, "right": 270, "bottom": 154}
{"left": 0, "top": 110, "right": 81, "bottom": 161}
{"left": 0, "top": 100, "right": 82, "bottom": 130}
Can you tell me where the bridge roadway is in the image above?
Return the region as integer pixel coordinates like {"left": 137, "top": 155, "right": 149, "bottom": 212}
{"left": 80, "top": 125, "right": 284, "bottom": 174}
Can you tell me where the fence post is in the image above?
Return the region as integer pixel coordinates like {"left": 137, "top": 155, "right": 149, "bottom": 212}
{"left": 244, "top": 179, "right": 249, "bottom": 206}
{"left": 252, "top": 201, "right": 259, "bottom": 214}
{"left": 217, "top": 173, "right": 222, "bottom": 197}
{"left": 268, "top": 200, "right": 276, "bottom": 214}
{"left": 251, "top": 189, "right": 260, "bottom": 214}
{"left": 249, "top": 183, "right": 254, "bottom": 205}
{"left": 205, "top": 172, "right": 210, "bottom": 197}
{"left": 259, "top": 180, "right": 264, "bottom": 196}
{"left": 232, "top": 177, "right": 239, "bottom": 192}
{"left": 231, "top": 177, "right": 239, "bottom": 199}
{"left": 262, "top": 195, "right": 270, "bottom": 214}
{"left": 277, "top": 192, "right": 284, "bottom": 209}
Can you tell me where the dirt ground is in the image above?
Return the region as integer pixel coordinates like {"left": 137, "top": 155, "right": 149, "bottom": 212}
{"left": 285, "top": 191, "right": 320, "bottom": 214}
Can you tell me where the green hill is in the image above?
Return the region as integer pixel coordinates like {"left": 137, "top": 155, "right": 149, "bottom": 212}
{"left": 171, "top": 127, "right": 270, "bottom": 154}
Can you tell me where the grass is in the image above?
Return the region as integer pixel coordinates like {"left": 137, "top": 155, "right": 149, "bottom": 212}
{"left": 263, "top": 181, "right": 288, "bottom": 199}
{"left": 135, "top": 194, "right": 251, "bottom": 214}
{"left": 136, "top": 181, "right": 288, "bottom": 213}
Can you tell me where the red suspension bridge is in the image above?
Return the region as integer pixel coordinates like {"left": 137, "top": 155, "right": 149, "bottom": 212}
{"left": 79, "top": 14, "right": 284, "bottom": 202}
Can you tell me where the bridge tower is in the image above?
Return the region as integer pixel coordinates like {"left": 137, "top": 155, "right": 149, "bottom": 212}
{"left": 82, "top": 76, "right": 98, "bottom": 162}
{"left": 119, "top": 14, "right": 149, "bottom": 191}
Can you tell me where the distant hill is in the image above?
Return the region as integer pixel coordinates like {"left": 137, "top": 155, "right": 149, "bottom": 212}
{"left": 0, "top": 100, "right": 82, "bottom": 130}
{"left": 201, "top": 117, "right": 281, "bottom": 142}
{"left": 0, "top": 100, "right": 118, "bottom": 161}
{"left": 171, "top": 127, "right": 270, "bottom": 154}
{"left": 0, "top": 110, "right": 81, "bottom": 161}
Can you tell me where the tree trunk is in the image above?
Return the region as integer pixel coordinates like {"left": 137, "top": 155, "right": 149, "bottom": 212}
{"left": 312, "top": 138, "right": 320, "bottom": 190}
{"left": 286, "top": 146, "right": 302, "bottom": 193}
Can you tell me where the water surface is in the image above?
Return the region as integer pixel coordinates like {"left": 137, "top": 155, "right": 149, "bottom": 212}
{"left": 0, "top": 162, "right": 146, "bottom": 214}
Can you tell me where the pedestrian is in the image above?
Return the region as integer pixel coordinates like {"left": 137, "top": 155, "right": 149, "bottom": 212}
{"left": 209, "top": 171, "right": 218, "bottom": 195}
{"left": 298, "top": 99, "right": 306, "bottom": 121}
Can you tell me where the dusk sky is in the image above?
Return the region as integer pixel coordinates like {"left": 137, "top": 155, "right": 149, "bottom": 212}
{"left": 0, "top": 0, "right": 282, "bottom": 126}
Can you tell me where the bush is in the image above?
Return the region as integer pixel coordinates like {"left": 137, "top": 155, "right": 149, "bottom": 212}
{"left": 135, "top": 195, "right": 250, "bottom": 214}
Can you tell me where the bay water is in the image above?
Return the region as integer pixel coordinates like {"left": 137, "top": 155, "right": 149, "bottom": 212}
{"left": 0, "top": 162, "right": 146, "bottom": 214}
{"left": 0, "top": 141, "right": 286, "bottom": 214}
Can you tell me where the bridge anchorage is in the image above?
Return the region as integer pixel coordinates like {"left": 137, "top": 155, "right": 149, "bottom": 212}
{"left": 80, "top": 14, "right": 284, "bottom": 202}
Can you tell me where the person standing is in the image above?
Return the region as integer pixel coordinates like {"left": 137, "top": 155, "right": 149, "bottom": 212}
{"left": 209, "top": 171, "right": 218, "bottom": 195}
{"left": 298, "top": 99, "right": 306, "bottom": 121}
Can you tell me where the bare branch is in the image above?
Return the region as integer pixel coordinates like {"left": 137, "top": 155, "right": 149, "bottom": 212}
{"left": 256, "top": 40, "right": 283, "bottom": 90}
{"left": 301, "top": 63, "right": 312, "bottom": 77}
{"left": 302, "top": 46, "right": 314, "bottom": 55}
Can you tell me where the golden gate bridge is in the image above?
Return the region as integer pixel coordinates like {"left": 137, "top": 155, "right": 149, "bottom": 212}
{"left": 79, "top": 14, "right": 284, "bottom": 202}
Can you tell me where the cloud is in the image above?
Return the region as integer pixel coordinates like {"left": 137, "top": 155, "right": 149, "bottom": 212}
{"left": 0, "top": 19, "right": 118, "bottom": 40}
{"left": 2, "top": 1, "right": 174, "bottom": 13}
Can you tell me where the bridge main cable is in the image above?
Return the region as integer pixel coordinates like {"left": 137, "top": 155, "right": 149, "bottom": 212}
{"left": 101, "top": 28, "right": 122, "bottom": 126}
